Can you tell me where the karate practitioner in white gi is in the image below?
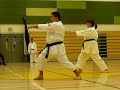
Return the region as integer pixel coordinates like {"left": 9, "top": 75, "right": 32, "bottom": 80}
{"left": 75, "top": 19, "right": 108, "bottom": 73}
{"left": 28, "top": 12, "right": 81, "bottom": 80}
{"left": 28, "top": 38, "right": 37, "bottom": 63}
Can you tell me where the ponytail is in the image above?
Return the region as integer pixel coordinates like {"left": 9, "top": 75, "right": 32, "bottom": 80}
{"left": 95, "top": 24, "right": 97, "bottom": 29}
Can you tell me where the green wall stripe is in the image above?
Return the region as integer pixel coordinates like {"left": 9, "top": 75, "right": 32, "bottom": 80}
{"left": 25, "top": 16, "right": 50, "bottom": 24}
{"left": 86, "top": 1, "right": 120, "bottom": 16}
{"left": 26, "top": 8, "right": 57, "bottom": 16}
{"left": 58, "top": 9, "right": 114, "bottom": 24}
{"left": 26, "top": 0, "right": 56, "bottom": 8}
{"left": 0, "top": 8, "right": 25, "bottom": 16}
{"left": 57, "top": 1, "right": 86, "bottom": 9}
{"left": 114, "top": 16, "right": 120, "bottom": 24}
{"left": 0, "top": 1, "right": 119, "bottom": 24}
{"left": 0, "top": 0, "right": 25, "bottom": 8}
{"left": 0, "top": 16, "right": 23, "bottom": 24}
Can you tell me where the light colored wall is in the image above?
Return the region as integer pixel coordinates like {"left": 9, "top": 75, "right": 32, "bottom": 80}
{"left": 0, "top": 24, "right": 120, "bottom": 55}
{"left": 29, "top": 24, "right": 120, "bottom": 32}
{"left": 64, "top": 24, "right": 120, "bottom": 31}
{"left": 0, "top": 24, "right": 24, "bottom": 34}
{"left": 1, "top": 24, "right": 120, "bottom": 34}
{"left": 85, "top": 0, "right": 120, "bottom": 1}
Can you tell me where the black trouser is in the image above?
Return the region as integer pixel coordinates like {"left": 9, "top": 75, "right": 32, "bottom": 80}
{"left": 0, "top": 53, "right": 6, "bottom": 65}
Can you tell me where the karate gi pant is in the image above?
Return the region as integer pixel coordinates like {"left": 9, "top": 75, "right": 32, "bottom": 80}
{"left": 30, "top": 53, "right": 37, "bottom": 63}
{"left": 37, "top": 53, "right": 76, "bottom": 71}
{"left": 76, "top": 50, "right": 108, "bottom": 71}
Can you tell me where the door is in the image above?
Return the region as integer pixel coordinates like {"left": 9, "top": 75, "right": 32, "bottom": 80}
{"left": 0, "top": 34, "right": 24, "bottom": 62}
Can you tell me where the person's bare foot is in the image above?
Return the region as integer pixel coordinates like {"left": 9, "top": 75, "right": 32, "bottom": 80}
{"left": 34, "top": 76, "right": 44, "bottom": 80}
{"left": 73, "top": 76, "right": 82, "bottom": 80}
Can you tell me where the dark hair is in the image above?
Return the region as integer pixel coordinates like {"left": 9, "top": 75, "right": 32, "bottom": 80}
{"left": 51, "top": 12, "right": 61, "bottom": 21}
{"left": 86, "top": 19, "right": 97, "bottom": 29}
{"left": 30, "top": 38, "right": 33, "bottom": 41}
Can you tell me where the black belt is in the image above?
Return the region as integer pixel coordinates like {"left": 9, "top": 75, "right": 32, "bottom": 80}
{"left": 82, "top": 39, "right": 96, "bottom": 49}
{"left": 31, "top": 49, "right": 35, "bottom": 50}
{"left": 40, "top": 41, "right": 63, "bottom": 58}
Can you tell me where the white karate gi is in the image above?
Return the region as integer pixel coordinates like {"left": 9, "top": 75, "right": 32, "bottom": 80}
{"left": 28, "top": 42, "right": 37, "bottom": 63}
{"left": 37, "top": 21, "right": 76, "bottom": 71}
{"left": 76, "top": 27, "right": 108, "bottom": 71}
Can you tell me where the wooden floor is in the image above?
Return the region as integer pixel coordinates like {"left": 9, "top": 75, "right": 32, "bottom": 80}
{"left": 0, "top": 60, "right": 120, "bottom": 90}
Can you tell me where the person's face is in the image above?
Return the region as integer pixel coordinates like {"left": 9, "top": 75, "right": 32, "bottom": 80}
{"left": 86, "top": 22, "right": 92, "bottom": 28}
{"left": 50, "top": 14, "right": 58, "bottom": 22}
{"left": 31, "top": 39, "right": 33, "bottom": 43}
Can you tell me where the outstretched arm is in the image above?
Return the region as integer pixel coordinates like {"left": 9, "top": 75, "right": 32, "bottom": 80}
{"left": 28, "top": 24, "right": 38, "bottom": 29}
{"left": 76, "top": 29, "right": 92, "bottom": 37}
{"left": 28, "top": 23, "right": 56, "bottom": 30}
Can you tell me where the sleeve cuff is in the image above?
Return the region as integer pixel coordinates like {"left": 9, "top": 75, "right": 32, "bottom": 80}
{"left": 76, "top": 31, "right": 80, "bottom": 36}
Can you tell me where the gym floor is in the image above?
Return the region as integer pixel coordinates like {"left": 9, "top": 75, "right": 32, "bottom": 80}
{"left": 0, "top": 60, "right": 120, "bottom": 90}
